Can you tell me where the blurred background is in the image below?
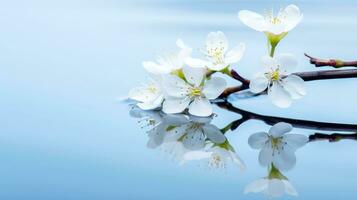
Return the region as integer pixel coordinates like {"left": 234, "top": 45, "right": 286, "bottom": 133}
{"left": 0, "top": 0, "right": 356, "bottom": 199}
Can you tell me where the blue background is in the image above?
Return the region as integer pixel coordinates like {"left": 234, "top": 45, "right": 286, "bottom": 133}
{"left": 0, "top": 0, "right": 357, "bottom": 199}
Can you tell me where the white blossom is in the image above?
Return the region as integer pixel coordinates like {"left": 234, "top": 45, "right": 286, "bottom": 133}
{"left": 185, "top": 31, "right": 245, "bottom": 71}
{"left": 238, "top": 4, "right": 303, "bottom": 36}
{"left": 143, "top": 39, "right": 192, "bottom": 74}
{"left": 162, "top": 66, "right": 226, "bottom": 117}
{"left": 128, "top": 75, "right": 164, "bottom": 110}
{"left": 249, "top": 54, "right": 306, "bottom": 108}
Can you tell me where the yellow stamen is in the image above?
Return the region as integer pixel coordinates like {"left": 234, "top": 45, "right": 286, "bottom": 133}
{"left": 271, "top": 70, "right": 280, "bottom": 81}
{"left": 147, "top": 85, "right": 157, "bottom": 93}
{"left": 190, "top": 87, "right": 202, "bottom": 97}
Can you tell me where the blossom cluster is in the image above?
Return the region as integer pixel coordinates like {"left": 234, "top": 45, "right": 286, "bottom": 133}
{"left": 129, "top": 4, "right": 307, "bottom": 114}
{"left": 129, "top": 32, "right": 244, "bottom": 117}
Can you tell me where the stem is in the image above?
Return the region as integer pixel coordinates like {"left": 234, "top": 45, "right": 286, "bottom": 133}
{"left": 270, "top": 42, "right": 277, "bottom": 57}
{"left": 219, "top": 69, "right": 357, "bottom": 98}
{"left": 305, "top": 53, "right": 357, "bottom": 68}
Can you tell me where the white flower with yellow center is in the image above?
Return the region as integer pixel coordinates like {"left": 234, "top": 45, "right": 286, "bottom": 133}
{"left": 238, "top": 5, "right": 303, "bottom": 37}
{"left": 248, "top": 122, "right": 308, "bottom": 171}
{"left": 185, "top": 31, "right": 245, "bottom": 71}
{"left": 162, "top": 66, "right": 227, "bottom": 117}
{"left": 244, "top": 165, "right": 298, "bottom": 197}
{"left": 249, "top": 54, "right": 306, "bottom": 108}
{"left": 142, "top": 39, "right": 192, "bottom": 75}
{"left": 128, "top": 75, "right": 164, "bottom": 110}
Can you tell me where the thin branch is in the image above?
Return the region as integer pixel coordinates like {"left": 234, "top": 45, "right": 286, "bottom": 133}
{"left": 216, "top": 102, "right": 357, "bottom": 132}
{"left": 230, "top": 69, "right": 250, "bottom": 85}
{"left": 219, "top": 69, "right": 357, "bottom": 98}
{"left": 309, "top": 132, "right": 357, "bottom": 142}
{"left": 305, "top": 53, "right": 357, "bottom": 68}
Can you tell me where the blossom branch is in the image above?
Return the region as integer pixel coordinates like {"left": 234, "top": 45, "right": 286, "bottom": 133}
{"left": 219, "top": 69, "right": 357, "bottom": 98}
{"left": 216, "top": 102, "right": 357, "bottom": 132}
{"left": 305, "top": 53, "right": 357, "bottom": 68}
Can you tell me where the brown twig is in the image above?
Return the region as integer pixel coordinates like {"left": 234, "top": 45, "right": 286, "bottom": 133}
{"left": 309, "top": 132, "right": 357, "bottom": 142}
{"left": 219, "top": 69, "right": 357, "bottom": 98}
{"left": 305, "top": 53, "right": 357, "bottom": 68}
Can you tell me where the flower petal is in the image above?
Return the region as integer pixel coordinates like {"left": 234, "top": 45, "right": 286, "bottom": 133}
{"left": 248, "top": 132, "right": 269, "bottom": 149}
{"left": 188, "top": 98, "right": 213, "bottom": 117}
{"left": 283, "top": 134, "right": 308, "bottom": 150}
{"left": 185, "top": 57, "right": 209, "bottom": 68}
{"left": 269, "top": 122, "right": 293, "bottom": 137}
{"left": 244, "top": 179, "right": 268, "bottom": 194}
{"left": 268, "top": 81, "right": 292, "bottom": 108}
{"left": 266, "top": 23, "right": 286, "bottom": 35}
{"left": 137, "top": 95, "right": 163, "bottom": 110}
{"left": 129, "top": 84, "right": 160, "bottom": 104}
{"left": 142, "top": 61, "right": 171, "bottom": 74}
{"left": 273, "top": 145, "right": 296, "bottom": 171}
{"left": 183, "top": 66, "right": 206, "bottom": 87}
{"left": 249, "top": 74, "right": 269, "bottom": 93}
{"left": 283, "top": 75, "right": 306, "bottom": 99}
{"left": 281, "top": 4, "right": 303, "bottom": 32}
{"left": 276, "top": 53, "right": 297, "bottom": 75}
{"left": 261, "top": 55, "right": 278, "bottom": 70}
{"left": 267, "top": 179, "right": 285, "bottom": 197}
{"left": 258, "top": 144, "right": 273, "bottom": 167}
{"left": 147, "top": 124, "right": 165, "bottom": 149}
{"left": 202, "top": 77, "right": 227, "bottom": 99}
{"left": 202, "top": 124, "right": 226, "bottom": 144}
{"left": 163, "top": 75, "right": 190, "bottom": 98}
{"left": 182, "top": 129, "right": 205, "bottom": 150}
{"left": 162, "top": 97, "right": 190, "bottom": 114}
{"left": 207, "top": 63, "right": 227, "bottom": 71}
{"left": 181, "top": 150, "right": 212, "bottom": 163}
{"left": 230, "top": 151, "right": 246, "bottom": 170}
{"left": 224, "top": 43, "right": 245, "bottom": 64}
{"left": 282, "top": 180, "right": 298, "bottom": 196}
{"left": 238, "top": 10, "right": 267, "bottom": 32}
{"left": 206, "top": 31, "right": 228, "bottom": 54}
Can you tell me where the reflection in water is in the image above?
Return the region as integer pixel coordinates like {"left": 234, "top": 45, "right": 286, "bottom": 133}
{"left": 248, "top": 122, "right": 308, "bottom": 171}
{"left": 128, "top": 102, "right": 357, "bottom": 198}
{"left": 130, "top": 106, "right": 244, "bottom": 169}
{"left": 244, "top": 165, "right": 297, "bottom": 197}
{"left": 181, "top": 139, "right": 245, "bottom": 170}
{"left": 245, "top": 122, "right": 307, "bottom": 197}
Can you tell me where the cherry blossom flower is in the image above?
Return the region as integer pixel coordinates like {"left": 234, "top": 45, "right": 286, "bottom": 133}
{"left": 143, "top": 39, "right": 192, "bottom": 75}
{"left": 238, "top": 5, "right": 302, "bottom": 48}
{"left": 163, "top": 66, "right": 226, "bottom": 117}
{"left": 249, "top": 54, "right": 306, "bottom": 108}
{"left": 128, "top": 75, "right": 164, "bottom": 110}
{"left": 185, "top": 31, "right": 245, "bottom": 71}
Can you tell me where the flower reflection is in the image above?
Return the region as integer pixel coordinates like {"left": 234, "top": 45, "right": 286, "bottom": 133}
{"left": 130, "top": 107, "right": 228, "bottom": 162}
{"left": 181, "top": 140, "right": 245, "bottom": 170}
{"left": 244, "top": 164, "right": 297, "bottom": 197}
{"left": 248, "top": 122, "right": 308, "bottom": 171}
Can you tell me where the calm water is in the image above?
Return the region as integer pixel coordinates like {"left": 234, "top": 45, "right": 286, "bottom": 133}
{"left": 0, "top": 0, "right": 357, "bottom": 199}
